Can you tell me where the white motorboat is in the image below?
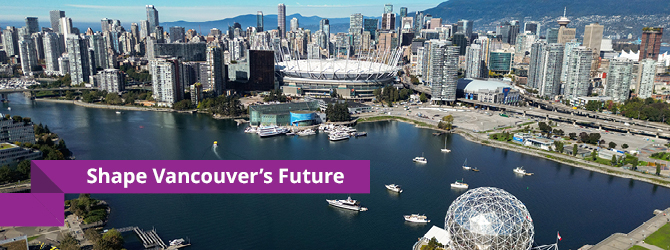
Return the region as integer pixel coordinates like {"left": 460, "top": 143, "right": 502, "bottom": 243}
{"left": 169, "top": 238, "right": 185, "bottom": 246}
{"left": 385, "top": 184, "right": 402, "bottom": 193}
{"left": 404, "top": 214, "right": 430, "bottom": 223}
{"left": 441, "top": 138, "right": 451, "bottom": 152}
{"left": 326, "top": 196, "right": 368, "bottom": 211}
{"left": 514, "top": 166, "right": 527, "bottom": 175}
{"left": 413, "top": 153, "right": 427, "bottom": 164}
{"left": 298, "top": 129, "right": 316, "bottom": 136}
{"left": 115, "top": 111, "right": 121, "bottom": 114}
{"left": 244, "top": 126, "right": 258, "bottom": 134}
{"left": 462, "top": 159, "right": 471, "bottom": 170}
{"left": 7, "top": 107, "right": 11, "bottom": 111}
{"left": 329, "top": 133, "right": 350, "bottom": 141}
{"left": 451, "top": 179, "right": 469, "bottom": 189}
{"left": 257, "top": 126, "right": 287, "bottom": 138}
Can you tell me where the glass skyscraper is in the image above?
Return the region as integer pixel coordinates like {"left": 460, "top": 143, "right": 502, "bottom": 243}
{"left": 146, "top": 5, "right": 159, "bottom": 31}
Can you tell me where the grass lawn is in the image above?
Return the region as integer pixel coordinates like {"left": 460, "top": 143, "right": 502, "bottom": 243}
{"left": 645, "top": 223, "right": 670, "bottom": 249}
{"left": 628, "top": 245, "right": 650, "bottom": 250}
{"left": 27, "top": 235, "right": 39, "bottom": 242}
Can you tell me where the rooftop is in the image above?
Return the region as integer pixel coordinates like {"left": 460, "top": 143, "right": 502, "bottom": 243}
{"left": 458, "top": 78, "right": 513, "bottom": 92}
{"left": 0, "top": 143, "right": 18, "bottom": 150}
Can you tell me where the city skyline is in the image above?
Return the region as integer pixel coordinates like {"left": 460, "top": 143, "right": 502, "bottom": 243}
{"left": 0, "top": 1, "right": 440, "bottom": 23}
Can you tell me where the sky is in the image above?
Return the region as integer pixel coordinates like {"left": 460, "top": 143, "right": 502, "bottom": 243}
{"left": 0, "top": 0, "right": 441, "bottom": 23}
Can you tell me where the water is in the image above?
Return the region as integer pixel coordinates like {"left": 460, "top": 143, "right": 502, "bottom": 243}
{"left": 6, "top": 94, "right": 670, "bottom": 250}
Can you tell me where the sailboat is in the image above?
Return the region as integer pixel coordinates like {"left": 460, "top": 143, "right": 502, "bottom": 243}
{"left": 462, "top": 159, "right": 471, "bottom": 170}
{"left": 441, "top": 138, "right": 451, "bottom": 152}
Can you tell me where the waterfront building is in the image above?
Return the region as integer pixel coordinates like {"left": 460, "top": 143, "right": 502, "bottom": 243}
{"left": 89, "top": 35, "right": 109, "bottom": 69}
{"left": 146, "top": 5, "right": 159, "bottom": 31}
{"left": 32, "top": 33, "right": 44, "bottom": 60}
{"left": 636, "top": 59, "right": 656, "bottom": 99}
{"left": 249, "top": 101, "right": 319, "bottom": 126}
{"left": 639, "top": 27, "right": 663, "bottom": 61}
{"left": 426, "top": 40, "right": 459, "bottom": 103}
{"left": 457, "top": 78, "right": 520, "bottom": 105}
{"left": 150, "top": 57, "right": 184, "bottom": 106}
{"left": 66, "top": 35, "right": 91, "bottom": 85}
{"left": 49, "top": 10, "right": 65, "bottom": 33}
{"left": 605, "top": 59, "right": 633, "bottom": 102}
{"left": 0, "top": 118, "right": 35, "bottom": 144}
{"left": 190, "top": 82, "right": 204, "bottom": 106}
{"left": 564, "top": 47, "right": 592, "bottom": 99}
{"left": 538, "top": 43, "right": 565, "bottom": 98}
{"left": 529, "top": 42, "right": 549, "bottom": 91}
{"left": 278, "top": 4, "right": 286, "bottom": 39}
{"left": 58, "top": 55, "right": 69, "bottom": 75}
{"left": 94, "top": 69, "right": 125, "bottom": 93}
{"left": 561, "top": 41, "right": 581, "bottom": 83}
{"left": 0, "top": 143, "right": 41, "bottom": 167}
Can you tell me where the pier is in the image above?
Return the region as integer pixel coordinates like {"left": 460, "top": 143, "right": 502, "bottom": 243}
{"left": 115, "top": 226, "right": 189, "bottom": 249}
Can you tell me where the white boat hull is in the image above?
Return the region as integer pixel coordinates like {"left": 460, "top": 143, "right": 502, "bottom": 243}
{"left": 326, "top": 199, "right": 367, "bottom": 211}
{"left": 441, "top": 149, "right": 451, "bottom": 152}
{"left": 451, "top": 183, "right": 469, "bottom": 189}
{"left": 404, "top": 215, "right": 430, "bottom": 223}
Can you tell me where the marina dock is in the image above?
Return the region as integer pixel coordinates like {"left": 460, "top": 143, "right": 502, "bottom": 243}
{"left": 116, "top": 226, "right": 189, "bottom": 249}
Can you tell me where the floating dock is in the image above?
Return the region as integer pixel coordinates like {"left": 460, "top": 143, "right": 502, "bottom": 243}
{"left": 117, "top": 226, "right": 185, "bottom": 249}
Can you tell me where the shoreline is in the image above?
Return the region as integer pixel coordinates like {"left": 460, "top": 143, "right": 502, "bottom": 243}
{"left": 357, "top": 115, "right": 670, "bottom": 189}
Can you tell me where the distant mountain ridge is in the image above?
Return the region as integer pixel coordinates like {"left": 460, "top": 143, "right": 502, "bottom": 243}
{"left": 163, "top": 14, "right": 369, "bottom": 34}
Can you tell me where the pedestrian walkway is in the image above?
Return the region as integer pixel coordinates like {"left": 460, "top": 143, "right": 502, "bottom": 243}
{"left": 580, "top": 207, "right": 670, "bottom": 250}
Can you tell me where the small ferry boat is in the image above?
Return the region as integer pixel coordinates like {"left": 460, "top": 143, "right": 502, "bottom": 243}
{"left": 413, "top": 153, "right": 427, "bottom": 164}
{"left": 513, "top": 166, "right": 527, "bottom": 175}
{"left": 326, "top": 196, "right": 368, "bottom": 211}
{"left": 462, "top": 159, "right": 471, "bottom": 170}
{"left": 257, "top": 126, "right": 287, "bottom": 138}
{"left": 169, "top": 238, "right": 185, "bottom": 246}
{"left": 404, "top": 214, "right": 430, "bottom": 223}
{"left": 385, "top": 184, "right": 402, "bottom": 193}
{"left": 451, "top": 179, "right": 469, "bottom": 189}
{"left": 441, "top": 138, "right": 451, "bottom": 152}
{"left": 329, "top": 132, "right": 350, "bottom": 141}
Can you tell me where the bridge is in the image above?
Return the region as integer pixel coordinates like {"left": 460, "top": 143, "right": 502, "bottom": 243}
{"left": 457, "top": 98, "right": 670, "bottom": 139}
{"left": 0, "top": 87, "right": 92, "bottom": 94}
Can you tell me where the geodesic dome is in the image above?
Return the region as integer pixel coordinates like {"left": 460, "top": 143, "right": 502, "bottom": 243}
{"left": 445, "top": 187, "right": 534, "bottom": 250}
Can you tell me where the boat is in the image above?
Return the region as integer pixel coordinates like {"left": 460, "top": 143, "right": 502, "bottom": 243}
{"left": 213, "top": 141, "right": 218, "bottom": 146}
{"left": 513, "top": 166, "right": 527, "bottom": 175}
{"left": 7, "top": 107, "right": 10, "bottom": 111}
{"left": 404, "top": 214, "right": 430, "bottom": 223}
{"left": 413, "top": 153, "right": 427, "bottom": 164}
{"left": 385, "top": 184, "right": 402, "bottom": 193}
{"left": 298, "top": 129, "right": 316, "bottom": 136}
{"left": 471, "top": 167, "right": 480, "bottom": 172}
{"left": 329, "top": 132, "right": 350, "bottom": 141}
{"left": 462, "top": 159, "right": 471, "bottom": 170}
{"left": 451, "top": 179, "right": 469, "bottom": 189}
{"left": 441, "top": 138, "right": 451, "bottom": 152}
{"left": 355, "top": 132, "right": 367, "bottom": 137}
{"left": 257, "top": 126, "right": 287, "bottom": 138}
{"left": 169, "top": 238, "right": 185, "bottom": 246}
{"left": 244, "top": 126, "right": 258, "bottom": 134}
{"left": 326, "top": 196, "right": 368, "bottom": 211}
{"left": 286, "top": 131, "right": 296, "bottom": 136}
{"left": 115, "top": 111, "right": 121, "bottom": 114}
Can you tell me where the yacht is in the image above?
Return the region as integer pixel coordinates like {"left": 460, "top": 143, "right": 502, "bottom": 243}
{"left": 514, "top": 166, "right": 527, "bottom": 175}
{"left": 462, "top": 159, "right": 471, "bottom": 170}
{"left": 326, "top": 196, "right": 368, "bottom": 211}
{"left": 329, "top": 132, "right": 350, "bottom": 141}
{"left": 441, "top": 138, "right": 451, "bottom": 152}
{"left": 298, "top": 129, "right": 316, "bottom": 136}
{"left": 115, "top": 111, "right": 121, "bottom": 114}
{"left": 244, "top": 126, "right": 258, "bottom": 134}
{"left": 404, "top": 214, "right": 430, "bottom": 223}
{"left": 169, "top": 239, "right": 185, "bottom": 246}
{"left": 385, "top": 184, "right": 402, "bottom": 193}
{"left": 451, "top": 179, "right": 469, "bottom": 189}
{"left": 257, "top": 126, "right": 287, "bottom": 138}
{"left": 413, "top": 153, "right": 427, "bottom": 164}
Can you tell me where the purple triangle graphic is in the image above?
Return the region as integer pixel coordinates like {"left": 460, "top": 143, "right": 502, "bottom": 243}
{"left": 31, "top": 162, "right": 63, "bottom": 193}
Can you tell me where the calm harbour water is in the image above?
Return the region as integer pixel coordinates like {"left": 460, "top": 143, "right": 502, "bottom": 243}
{"left": 6, "top": 94, "right": 670, "bottom": 250}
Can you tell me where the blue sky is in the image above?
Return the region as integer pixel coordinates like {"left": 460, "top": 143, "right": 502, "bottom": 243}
{"left": 0, "top": 0, "right": 441, "bottom": 23}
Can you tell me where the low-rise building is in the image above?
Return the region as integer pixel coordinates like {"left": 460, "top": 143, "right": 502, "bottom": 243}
{"left": 0, "top": 117, "right": 35, "bottom": 144}
{"left": 524, "top": 137, "right": 555, "bottom": 151}
{"left": 570, "top": 96, "right": 612, "bottom": 107}
{"left": 0, "top": 143, "right": 41, "bottom": 166}
{"left": 249, "top": 101, "right": 320, "bottom": 126}
{"left": 598, "top": 148, "right": 625, "bottom": 161}
{"left": 457, "top": 78, "right": 521, "bottom": 105}
{"left": 309, "top": 97, "right": 372, "bottom": 113}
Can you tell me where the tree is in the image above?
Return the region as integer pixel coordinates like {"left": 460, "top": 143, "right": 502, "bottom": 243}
{"left": 585, "top": 100, "right": 602, "bottom": 111}
{"left": 105, "top": 93, "right": 122, "bottom": 105}
{"left": 17, "top": 160, "right": 30, "bottom": 179}
{"left": 611, "top": 155, "right": 617, "bottom": 166}
{"left": 100, "top": 229, "right": 124, "bottom": 250}
{"left": 421, "top": 237, "right": 444, "bottom": 250}
{"left": 58, "top": 233, "right": 80, "bottom": 250}
{"left": 573, "top": 144, "right": 578, "bottom": 156}
{"left": 591, "top": 149, "right": 597, "bottom": 160}
{"left": 0, "top": 165, "right": 13, "bottom": 184}
{"left": 632, "top": 158, "right": 639, "bottom": 170}
{"left": 569, "top": 133, "right": 577, "bottom": 139}
{"left": 656, "top": 164, "right": 662, "bottom": 176}
{"left": 554, "top": 141, "right": 564, "bottom": 153}
{"left": 609, "top": 142, "right": 617, "bottom": 149}
{"left": 442, "top": 115, "right": 454, "bottom": 130}
{"left": 419, "top": 93, "right": 428, "bottom": 103}
{"left": 173, "top": 99, "right": 192, "bottom": 110}
{"left": 622, "top": 144, "right": 629, "bottom": 149}
{"left": 325, "top": 103, "right": 351, "bottom": 122}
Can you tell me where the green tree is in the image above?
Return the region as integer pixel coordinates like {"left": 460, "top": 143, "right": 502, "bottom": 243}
{"left": 611, "top": 155, "right": 617, "bottom": 166}
{"left": 591, "top": 149, "right": 597, "bottom": 161}
{"left": 17, "top": 160, "right": 30, "bottom": 179}
{"left": 585, "top": 100, "right": 602, "bottom": 111}
{"left": 419, "top": 93, "right": 428, "bottom": 103}
{"left": 573, "top": 144, "right": 578, "bottom": 156}
{"left": 173, "top": 99, "right": 192, "bottom": 110}
{"left": 441, "top": 115, "right": 454, "bottom": 130}
{"left": 554, "top": 141, "right": 564, "bottom": 153}
{"left": 421, "top": 237, "right": 444, "bottom": 250}
{"left": 656, "top": 164, "right": 662, "bottom": 176}
{"left": 58, "top": 233, "right": 80, "bottom": 250}
{"left": 632, "top": 158, "right": 639, "bottom": 170}
{"left": 608, "top": 141, "right": 617, "bottom": 149}
{"left": 101, "top": 228, "right": 124, "bottom": 250}
{"left": 622, "top": 144, "right": 629, "bottom": 149}
{"left": 105, "top": 93, "right": 122, "bottom": 105}
{"left": 65, "top": 90, "right": 75, "bottom": 100}
{"left": 325, "top": 103, "right": 351, "bottom": 122}
{"left": 0, "top": 165, "right": 13, "bottom": 184}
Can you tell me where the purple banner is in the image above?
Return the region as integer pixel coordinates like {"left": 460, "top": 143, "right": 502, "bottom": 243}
{"left": 0, "top": 160, "right": 370, "bottom": 226}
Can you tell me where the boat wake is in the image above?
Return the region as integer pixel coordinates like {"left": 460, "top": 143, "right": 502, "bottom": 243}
{"left": 212, "top": 145, "right": 222, "bottom": 159}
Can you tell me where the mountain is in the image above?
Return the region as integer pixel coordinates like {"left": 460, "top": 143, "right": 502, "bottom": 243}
{"left": 163, "top": 14, "right": 355, "bottom": 34}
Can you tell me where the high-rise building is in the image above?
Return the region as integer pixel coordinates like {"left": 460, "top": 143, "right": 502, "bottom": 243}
{"left": 43, "top": 32, "right": 62, "bottom": 73}
{"left": 60, "top": 17, "right": 72, "bottom": 34}
{"left": 206, "top": 46, "right": 226, "bottom": 95}
{"left": 381, "top": 13, "right": 395, "bottom": 30}
{"left": 605, "top": 59, "right": 633, "bottom": 102}
{"left": 426, "top": 40, "right": 458, "bottom": 103}
{"left": 538, "top": 43, "right": 565, "bottom": 97}
{"left": 400, "top": 7, "right": 407, "bottom": 18}
{"left": 349, "top": 13, "right": 363, "bottom": 34}
{"left": 489, "top": 51, "right": 513, "bottom": 74}
{"left": 257, "top": 11, "right": 264, "bottom": 32}
{"left": 290, "top": 17, "right": 299, "bottom": 32}
{"left": 66, "top": 35, "right": 91, "bottom": 85}
{"left": 452, "top": 33, "right": 469, "bottom": 56}
{"left": 561, "top": 41, "right": 581, "bottom": 83}
{"left": 32, "top": 32, "right": 44, "bottom": 60}
{"left": 95, "top": 69, "right": 125, "bottom": 93}
{"left": 140, "top": 20, "right": 150, "bottom": 40}
{"left": 583, "top": 23, "right": 604, "bottom": 59}
{"left": 100, "top": 18, "right": 113, "bottom": 33}
{"left": 564, "top": 47, "right": 592, "bottom": 98}
{"left": 155, "top": 26, "right": 165, "bottom": 43}
{"left": 528, "top": 41, "right": 547, "bottom": 89}
{"left": 364, "top": 19, "right": 377, "bottom": 40}
{"left": 557, "top": 8, "right": 576, "bottom": 44}
{"left": 146, "top": 5, "right": 160, "bottom": 31}
{"left": 639, "top": 27, "right": 663, "bottom": 61}
{"left": 636, "top": 59, "right": 656, "bottom": 99}
{"left": 89, "top": 35, "right": 109, "bottom": 69}
{"left": 131, "top": 23, "right": 140, "bottom": 41}
{"left": 169, "top": 26, "right": 185, "bottom": 43}
{"left": 457, "top": 20, "right": 473, "bottom": 40}
{"left": 25, "top": 17, "right": 39, "bottom": 34}
{"left": 2, "top": 27, "right": 19, "bottom": 57}
{"left": 524, "top": 21, "right": 540, "bottom": 36}
{"left": 278, "top": 4, "right": 286, "bottom": 39}
{"left": 150, "top": 57, "right": 183, "bottom": 105}
{"left": 49, "top": 10, "right": 65, "bottom": 33}
{"left": 546, "top": 28, "right": 559, "bottom": 44}
{"left": 384, "top": 4, "right": 393, "bottom": 14}
{"left": 58, "top": 55, "right": 69, "bottom": 75}
{"left": 18, "top": 38, "right": 38, "bottom": 75}
{"left": 465, "top": 44, "right": 482, "bottom": 78}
